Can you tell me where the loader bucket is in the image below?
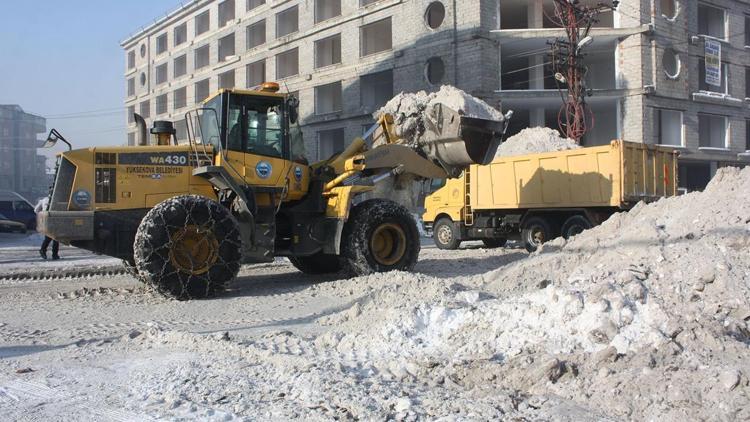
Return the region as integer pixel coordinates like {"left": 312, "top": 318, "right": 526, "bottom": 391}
{"left": 419, "top": 103, "right": 508, "bottom": 176}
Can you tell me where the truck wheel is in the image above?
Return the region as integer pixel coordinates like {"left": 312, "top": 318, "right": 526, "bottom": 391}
{"left": 289, "top": 253, "right": 341, "bottom": 275}
{"left": 341, "top": 199, "right": 420, "bottom": 275}
{"left": 482, "top": 238, "right": 507, "bottom": 248}
{"left": 521, "top": 217, "right": 556, "bottom": 253}
{"left": 561, "top": 215, "right": 592, "bottom": 239}
{"left": 433, "top": 218, "right": 460, "bottom": 250}
{"left": 134, "top": 195, "right": 242, "bottom": 300}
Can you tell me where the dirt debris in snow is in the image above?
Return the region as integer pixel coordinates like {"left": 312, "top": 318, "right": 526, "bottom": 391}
{"left": 496, "top": 127, "right": 580, "bottom": 157}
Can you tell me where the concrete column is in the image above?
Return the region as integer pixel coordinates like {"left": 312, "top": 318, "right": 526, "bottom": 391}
{"left": 529, "top": 108, "right": 545, "bottom": 127}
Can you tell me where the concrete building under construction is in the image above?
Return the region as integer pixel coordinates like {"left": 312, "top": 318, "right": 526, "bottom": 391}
{"left": 122, "top": 0, "right": 750, "bottom": 191}
{"left": 0, "top": 105, "right": 48, "bottom": 201}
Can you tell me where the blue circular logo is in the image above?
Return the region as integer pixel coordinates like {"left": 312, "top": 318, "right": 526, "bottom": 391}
{"left": 72, "top": 190, "right": 91, "bottom": 207}
{"left": 294, "top": 166, "right": 303, "bottom": 181}
{"left": 256, "top": 161, "right": 272, "bottom": 179}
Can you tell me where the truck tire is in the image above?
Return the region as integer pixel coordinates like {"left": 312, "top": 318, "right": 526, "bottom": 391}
{"left": 433, "top": 218, "right": 460, "bottom": 250}
{"left": 561, "top": 215, "right": 592, "bottom": 239}
{"left": 134, "top": 195, "right": 242, "bottom": 300}
{"left": 341, "top": 199, "right": 420, "bottom": 275}
{"left": 521, "top": 217, "right": 556, "bottom": 253}
{"left": 482, "top": 238, "right": 507, "bottom": 248}
{"left": 289, "top": 253, "right": 342, "bottom": 275}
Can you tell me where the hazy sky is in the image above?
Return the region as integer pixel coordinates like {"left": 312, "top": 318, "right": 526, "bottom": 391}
{"left": 0, "top": 1, "right": 179, "bottom": 165}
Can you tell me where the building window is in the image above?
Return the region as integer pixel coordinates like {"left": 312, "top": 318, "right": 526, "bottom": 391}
{"left": 246, "top": 59, "right": 266, "bottom": 87}
{"left": 140, "top": 72, "right": 147, "bottom": 86}
{"left": 276, "top": 48, "right": 299, "bottom": 79}
{"left": 195, "top": 45, "right": 210, "bottom": 70}
{"left": 315, "top": 0, "right": 341, "bottom": 24}
{"left": 174, "top": 87, "right": 187, "bottom": 110}
{"left": 276, "top": 6, "right": 299, "bottom": 38}
{"left": 361, "top": 18, "right": 392, "bottom": 56}
{"left": 219, "top": 70, "right": 235, "bottom": 89}
{"left": 315, "top": 34, "right": 341, "bottom": 68}
{"left": 156, "top": 94, "right": 168, "bottom": 115}
{"left": 746, "top": 120, "right": 750, "bottom": 151}
{"left": 361, "top": 0, "right": 380, "bottom": 6}
{"left": 127, "top": 105, "right": 135, "bottom": 124}
{"left": 360, "top": 70, "right": 393, "bottom": 110}
{"left": 698, "top": 113, "right": 728, "bottom": 149}
{"left": 139, "top": 100, "right": 151, "bottom": 119}
{"left": 128, "top": 132, "right": 136, "bottom": 146}
{"left": 315, "top": 81, "right": 343, "bottom": 114}
{"left": 317, "top": 128, "right": 345, "bottom": 160}
{"left": 247, "top": 0, "right": 265, "bottom": 11}
{"left": 246, "top": 20, "right": 266, "bottom": 50}
{"left": 698, "top": 59, "right": 728, "bottom": 94}
{"left": 127, "top": 78, "right": 135, "bottom": 96}
{"left": 174, "top": 54, "right": 187, "bottom": 78}
{"left": 219, "top": 0, "right": 235, "bottom": 28}
{"left": 155, "top": 63, "right": 168, "bottom": 85}
{"left": 746, "top": 15, "right": 750, "bottom": 46}
{"left": 425, "top": 2, "right": 446, "bottom": 29}
{"left": 156, "top": 33, "right": 168, "bottom": 55}
{"left": 654, "top": 109, "right": 683, "bottom": 146}
{"left": 127, "top": 51, "right": 135, "bottom": 69}
{"left": 218, "top": 33, "right": 236, "bottom": 62}
{"left": 195, "top": 10, "right": 210, "bottom": 36}
{"left": 174, "top": 23, "right": 188, "bottom": 46}
{"left": 746, "top": 67, "right": 750, "bottom": 98}
{"left": 195, "top": 79, "right": 210, "bottom": 104}
{"left": 697, "top": 4, "right": 726, "bottom": 39}
{"left": 425, "top": 57, "right": 446, "bottom": 85}
{"left": 140, "top": 44, "right": 146, "bottom": 58}
{"left": 663, "top": 49, "right": 680, "bottom": 79}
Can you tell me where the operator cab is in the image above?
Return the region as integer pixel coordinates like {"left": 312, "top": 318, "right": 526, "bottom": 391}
{"left": 192, "top": 84, "right": 304, "bottom": 162}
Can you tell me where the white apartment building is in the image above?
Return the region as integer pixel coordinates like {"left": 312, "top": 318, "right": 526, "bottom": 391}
{"left": 123, "top": 0, "right": 750, "bottom": 191}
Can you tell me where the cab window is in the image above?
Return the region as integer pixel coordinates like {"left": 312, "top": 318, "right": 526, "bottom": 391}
{"left": 246, "top": 106, "right": 283, "bottom": 158}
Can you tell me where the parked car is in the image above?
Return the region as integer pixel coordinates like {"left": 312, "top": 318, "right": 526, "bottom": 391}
{"left": 0, "top": 212, "right": 27, "bottom": 233}
{"left": 0, "top": 191, "right": 37, "bottom": 230}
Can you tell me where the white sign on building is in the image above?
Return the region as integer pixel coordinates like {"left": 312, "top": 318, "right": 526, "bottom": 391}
{"left": 704, "top": 39, "right": 722, "bottom": 87}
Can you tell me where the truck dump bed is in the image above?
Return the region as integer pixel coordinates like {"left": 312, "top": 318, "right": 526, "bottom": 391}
{"left": 470, "top": 140, "right": 678, "bottom": 210}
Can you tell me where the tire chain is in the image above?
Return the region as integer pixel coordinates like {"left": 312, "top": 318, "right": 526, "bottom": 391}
{"left": 134, "top": 195, "right": 241, "bottom": 300}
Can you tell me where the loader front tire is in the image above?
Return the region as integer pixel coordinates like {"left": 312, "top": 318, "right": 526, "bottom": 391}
{"left": 134, "top": 195, "right": 242, "bottom": 300}
{"left": 289, "top": 253, "right": 342, "bottom": 275}
{"left": 341, "top": 199, "right": 420, "bottom": 276}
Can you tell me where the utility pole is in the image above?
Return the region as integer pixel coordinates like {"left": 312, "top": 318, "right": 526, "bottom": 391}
{"left": 549, "top": 1, "right": 619, "bottom": 142}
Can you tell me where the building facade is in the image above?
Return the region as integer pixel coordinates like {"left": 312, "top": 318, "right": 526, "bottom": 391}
{"left": 122, "top": 0, "right": 750, "bottom": 192}
{"left": 0, "top": 105, "right": 48, "bottom": 200}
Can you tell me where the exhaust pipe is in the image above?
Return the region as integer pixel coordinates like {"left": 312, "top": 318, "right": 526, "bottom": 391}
{"left": 134, "top": 113, "right": 148, "bottom": 146}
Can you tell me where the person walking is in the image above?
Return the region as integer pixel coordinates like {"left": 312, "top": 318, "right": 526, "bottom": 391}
{"left": 35, "top": 197, "right": 59, "bottom": 260}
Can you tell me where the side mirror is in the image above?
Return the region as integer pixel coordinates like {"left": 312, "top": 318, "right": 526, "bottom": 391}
{"left": 286, "top": 96, "right": 299, "bottom": 125}
{"left": 44, "top": 129, "right": 72, "bottom": 151}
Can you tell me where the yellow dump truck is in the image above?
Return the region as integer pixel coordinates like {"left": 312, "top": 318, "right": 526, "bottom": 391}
{"left": 422, "top": 140, "right": 679, "bottom": 252}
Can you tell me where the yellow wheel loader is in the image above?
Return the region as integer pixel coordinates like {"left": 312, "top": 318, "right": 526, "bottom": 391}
{"left": 38, "top": 83, "right": 509, "bottom": 299}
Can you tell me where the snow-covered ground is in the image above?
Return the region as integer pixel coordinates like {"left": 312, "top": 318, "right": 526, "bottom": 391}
{"left": 1, "top": 167, "right": 749, "bottom": 421}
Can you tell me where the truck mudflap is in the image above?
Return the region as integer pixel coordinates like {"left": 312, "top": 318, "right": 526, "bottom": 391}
{"left": 37, "top": 211, "right": 94, "bottom": 242}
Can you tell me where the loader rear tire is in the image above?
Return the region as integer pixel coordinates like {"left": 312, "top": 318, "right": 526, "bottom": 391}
{"left": 341, "top": 199, "right": 420, "bottom": 276}
{"left": 289, "top": 253, "right": 342, "bottom": 275}
{"left": 134, "top": 195, "right": 242, "bottom": 300}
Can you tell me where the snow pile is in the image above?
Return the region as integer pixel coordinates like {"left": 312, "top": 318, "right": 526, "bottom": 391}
{"left": 496, "top": 127, "right": 580, "bottom": 157}
{"left": 376, "top": 85, "right": 505, "bottom": 145}
{"left": 320, "top": 166, "right": 750, "bottom": 420}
